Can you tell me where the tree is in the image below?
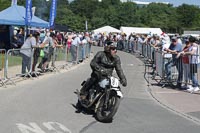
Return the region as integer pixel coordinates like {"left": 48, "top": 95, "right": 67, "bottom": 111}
{"left": 1, "top": 0, "right": 199, "bottom": 32}
{"left": 116, "top": 2, "right": 138, "bottom": 28}
{"left": 32, "top": 0, "right": 49, "bottom": 21}
{"left": 0, "top": 0, "right": 10, "bottom": 11}
{"left": 69, "top": 0, "right": 99, "bottom": 19}
{"left": 177, "top": 4, "right": 200, "bottom": 28}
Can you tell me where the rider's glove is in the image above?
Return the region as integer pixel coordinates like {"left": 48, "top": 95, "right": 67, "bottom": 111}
{"left": 120, "top": 79, "right": 127, "bottom": 87}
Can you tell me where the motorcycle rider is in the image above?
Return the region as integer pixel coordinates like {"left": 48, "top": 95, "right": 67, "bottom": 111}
{"left": 79, "top": 41, "right": 127, "bottom": 100}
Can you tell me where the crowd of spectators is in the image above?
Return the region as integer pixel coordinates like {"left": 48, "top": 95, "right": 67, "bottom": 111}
{"left": 12, "top": 29, "right": 95, "bottom": 75}
{"left": 8, "top": 28, "right": 200, "bottom": 93}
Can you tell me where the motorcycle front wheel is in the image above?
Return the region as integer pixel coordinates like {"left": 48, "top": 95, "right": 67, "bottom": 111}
{"left": 95, "top": 93, "right": 120, "bottom": 123}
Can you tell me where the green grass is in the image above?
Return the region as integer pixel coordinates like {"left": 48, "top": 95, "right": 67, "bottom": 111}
{"left": 0, "top": 54, "right": 22, "bottom": 69}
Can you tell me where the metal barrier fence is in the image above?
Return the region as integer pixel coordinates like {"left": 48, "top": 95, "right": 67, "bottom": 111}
{"left": 133, "top": 42, "right": 200, "bottom": 89}
{"left": 0, "top": 49, "right": 6, "bottom": 79}
{"left": 0, "top": 49, "right": 6, "bottom": 86}
{"left": 0, "top": 43, "right": 92, "bottom": 87}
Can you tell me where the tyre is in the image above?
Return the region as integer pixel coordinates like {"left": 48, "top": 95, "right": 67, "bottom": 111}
{"left": 95, "top": 92, "right": 120, "bottom": 123}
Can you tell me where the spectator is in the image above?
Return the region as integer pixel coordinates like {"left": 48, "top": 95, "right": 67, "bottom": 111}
{"left": 164, "top": 36, "right": 183, "bottom": 89}
{"left": 182, "top": 36, "right": 200, "bottom": 93}
{"left": 11, "top": 29, "right": 20, "bottom": 49}
{"left": 178, "top": 40, "right": 190, "bottom": 89}
{"left": 20, "top": 32, "right": 39, "bottom": 74}
{"left": 79, "top": 35, "right": 87, "bottom": 62}
{"left": 32, "top": 32, "right": 41, "bottom": 72}
{"left": 39, "top": 30, "right": 45, "bottom": 42}
{"left": 66, "top": 33, "right": 73, "bottom": 61}
{"left": 56, "top": 31, "right": 63, "bottom": 45}
{"left": 51, "top": 33, "right": 62, "bottom": 67}
{"left": 160, "top": 33, "right": 171, "bottom": 52}
{"left": 71, "top": 34, "right": 81, "bottom": 64}
{"left": 175, "top": 33, "right": 183, "bottom": 46}
{"left": 85, "top": 32, "right": 93, "bottom": 58}
{"left": 16, "top": 27, "right": 25, "bottom": 48}
{"left": 112, "top": 34, "right": 118, "bottom": 47}
{"left": 128, "top": 33, "right": 135, "bottom": 53}
{"left": 37, "top": 31, "right": 53, "bottom": 72}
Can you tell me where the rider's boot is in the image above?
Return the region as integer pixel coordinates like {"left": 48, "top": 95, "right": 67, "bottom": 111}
{"left": 80, "top": 78, "right": 96, "bottom": 101}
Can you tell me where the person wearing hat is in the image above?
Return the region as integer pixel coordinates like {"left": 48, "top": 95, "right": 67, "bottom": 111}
{"left": 164, "top": 36, "right": 183, "bottom": 89}
{"left": 79, "top": 41, "right": 127, "bottom": 100}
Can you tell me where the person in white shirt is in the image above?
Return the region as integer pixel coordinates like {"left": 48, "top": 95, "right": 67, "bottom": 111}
{"left": 180, "top": 36, "right": 200, "bottom": 93}
{"left": 37, "top": 31, "right": 53, "bottom": 71}
{"left": 71, "top": 34, "right": 81, "bottom": 64}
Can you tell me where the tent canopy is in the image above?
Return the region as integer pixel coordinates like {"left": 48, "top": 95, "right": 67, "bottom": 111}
{"left": 93, "top": 26, "right": 121, "bottom": 34}
{"left": 0, "top": 5, "right": 49, "bottom": 28}
{"left": 120, "top": 26, "right": 162, "bottom": 36}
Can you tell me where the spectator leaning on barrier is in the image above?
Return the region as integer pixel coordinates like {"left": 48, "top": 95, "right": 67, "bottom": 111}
{"left": 177, "top": 40, "right": 190, "bottom": 90}
{"left": 20, "top": 32, "right": 39, "bottom": 74}
{"left": 180, "top": 36, "right": 200, "bottom": 93}
{"left": 164, "top": 36, "right": 183, "bottom": 89}
{"left": 37, "top": 31, "right": 53, "bottom": 71}
{"left": 32, "top": 32, "right": 41, "bottom": 72}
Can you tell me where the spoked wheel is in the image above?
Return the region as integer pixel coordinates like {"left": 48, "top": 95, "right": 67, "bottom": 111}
{"left": 95, "top": 93, "right": 120, "bottom": 123}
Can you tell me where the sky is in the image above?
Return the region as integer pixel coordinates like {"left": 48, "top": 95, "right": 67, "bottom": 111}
{"left": 68, "top": 0, "right": 200, "bottom": 7}
{"left": 134, "top": 0, "right": 200, "bottom": 7}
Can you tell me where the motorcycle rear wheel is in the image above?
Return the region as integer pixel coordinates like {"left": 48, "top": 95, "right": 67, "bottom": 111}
{"left": 95, "top": 93, "right": 120, "bottom": 123}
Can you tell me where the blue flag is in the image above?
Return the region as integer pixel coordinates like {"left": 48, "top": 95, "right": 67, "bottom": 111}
{"left": 49, "top": 0, "right": 57, "bottom": 28}
{"left": 25, "top": 0, "right": 32, "bottom": 26}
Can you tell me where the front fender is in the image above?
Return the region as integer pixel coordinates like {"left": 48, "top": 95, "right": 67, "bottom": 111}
{"left": 111, "top": 88, "right": 123, "bottom": 98}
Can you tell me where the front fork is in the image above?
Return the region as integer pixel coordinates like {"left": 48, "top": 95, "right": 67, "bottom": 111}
{"left": 104, "top": 89, "right": 110, "bottom": 109}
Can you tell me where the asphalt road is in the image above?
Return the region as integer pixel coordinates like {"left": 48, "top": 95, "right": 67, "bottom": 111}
{"left": 0, "top": 46, "right": 200, "bottom": 133}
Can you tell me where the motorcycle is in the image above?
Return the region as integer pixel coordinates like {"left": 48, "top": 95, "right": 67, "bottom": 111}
{"left": 76, "top": 76, "right": 123, "bottom": 123}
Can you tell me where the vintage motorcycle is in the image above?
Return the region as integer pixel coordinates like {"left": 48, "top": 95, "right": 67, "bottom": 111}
{"left": 76, "top": 76, "right": 123, "bottom": 123}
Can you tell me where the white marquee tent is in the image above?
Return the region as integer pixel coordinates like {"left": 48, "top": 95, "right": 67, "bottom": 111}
{"left": 120, "top": 26, "right": 163, "bottom": 36}
{"left": 93, "top": 26, "right": 121, "bottom": 34}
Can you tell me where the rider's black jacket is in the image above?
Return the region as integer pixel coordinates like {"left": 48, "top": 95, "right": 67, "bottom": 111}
{"left": 90, "top": 51, "right": 127, "bottom": 84}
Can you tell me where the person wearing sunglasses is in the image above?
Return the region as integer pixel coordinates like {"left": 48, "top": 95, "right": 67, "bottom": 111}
{"left": 79, "top": 41, "right": 127, "bottom": 100}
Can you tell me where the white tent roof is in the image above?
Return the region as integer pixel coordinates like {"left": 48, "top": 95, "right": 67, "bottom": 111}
{"left": 93, "top": 26, "right": 121, "bottom": 34}
{"left": 120, "top": 26, "right": 163, "bottom": 36}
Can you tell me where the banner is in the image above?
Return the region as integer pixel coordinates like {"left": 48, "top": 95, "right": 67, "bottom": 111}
{"left": 25, "top": 0, "right": 33, "bottom": 26}
{"left": 49, "top": 0, "right": 57, "bottom": 28}
{"left": 11, "top": 0, "right": 17, "bottom": 6}
{"left": 85, "top": 20, "right": 88, "bottom": 31}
